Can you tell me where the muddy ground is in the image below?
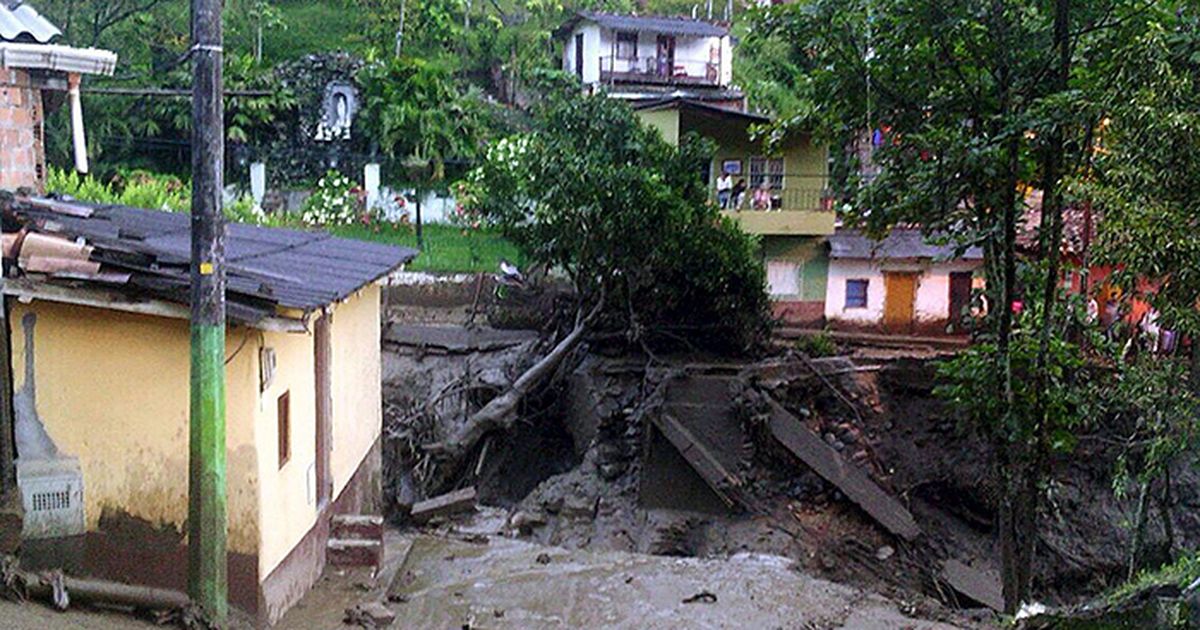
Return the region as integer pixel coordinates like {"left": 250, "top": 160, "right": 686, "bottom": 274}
{"left": 382, "top": 316, "right": 1200, "bottom": 623}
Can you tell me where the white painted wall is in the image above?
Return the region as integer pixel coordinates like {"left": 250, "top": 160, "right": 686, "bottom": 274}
{"left": 824, "top": 259, "right": 981, "bottom": 325}
{"left": 563, "top": 23, "right": 603, "bottom": 83}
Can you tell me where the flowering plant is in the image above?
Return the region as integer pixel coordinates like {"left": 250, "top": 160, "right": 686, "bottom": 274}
{"left": 300, "top": 170, "right": 359, "bottom": 226}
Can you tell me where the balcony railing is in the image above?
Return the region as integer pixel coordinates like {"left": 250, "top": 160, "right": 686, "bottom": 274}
{"left": 599, "top": 55, "right": 719, "bottom": 86}
{"left": 714, "top": 187, "right": 830, "bottom": 213}
{"left": 714, "top": 187, "right": 836, "bottom": 236}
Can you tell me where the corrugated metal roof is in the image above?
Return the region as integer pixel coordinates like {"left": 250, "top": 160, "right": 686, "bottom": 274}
{"left": 0, "top": 2, "right": 61, "bottom": 44}
{"left": 3, "top": 197, "right": 419, "bottom": 324}
{"left": 829, "top": 229, "right": 983, "bottom": 261}
{"left": 578, "top": 12, "right": 727, "bottom": 38}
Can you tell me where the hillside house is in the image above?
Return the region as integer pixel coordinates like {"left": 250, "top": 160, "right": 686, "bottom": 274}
{"left": 557, "top": 12, "right": 742, "bottom": 108}
{"left": 634, "top": 97, "right": 835, "bottom": 325}
{"left": 0, "top": 195, "right": 416, "bottom": 624}
{"left": 825, "top": 229, "right": 984, "bottom": 334}
{"left": 0, "top": 1, "right": 116, "bottom": 190}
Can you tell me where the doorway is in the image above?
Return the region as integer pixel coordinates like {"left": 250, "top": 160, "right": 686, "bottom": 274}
{"left": 656, "top": 35, "right": 676, "bottom": 78}
{"left": 574, "top": 33, "right": 584, "bottom": 78}
{"left": 883, "top": 272, "right": 918, "bottom": 332}
{"left": 948, "top": 272, "right": 973, "bottom": 332}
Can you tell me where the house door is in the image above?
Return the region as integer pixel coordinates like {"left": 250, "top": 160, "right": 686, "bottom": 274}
{"left": 574, "top": 33, "right": 584, "bottom": 78}
{"left": 948, "top": 272, "right": 973, "bottom": 332}
{"left": 656, "top": 35, "right": 675, "bottom": 78}
{"left": 883, "top": 272, "right": 918, "bottom": 331}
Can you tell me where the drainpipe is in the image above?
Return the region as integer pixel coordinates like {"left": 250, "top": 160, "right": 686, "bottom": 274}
{"left": 67, "top": 73, "right": 88, "bottom": 174}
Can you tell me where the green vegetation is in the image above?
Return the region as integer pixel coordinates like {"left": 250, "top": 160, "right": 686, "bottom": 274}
{"left": 794, "top": 331, "right": 837, "bottom": 358}
{"left": 461, "top": 87, "right": 771, "bottom": 353}
{"left": 328, "top": 223, "right": 522, "bottom": 273}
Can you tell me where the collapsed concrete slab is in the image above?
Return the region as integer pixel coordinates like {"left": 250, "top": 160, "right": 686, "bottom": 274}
{"left": 764, "top": 397, "right": 921, "bottom": 541}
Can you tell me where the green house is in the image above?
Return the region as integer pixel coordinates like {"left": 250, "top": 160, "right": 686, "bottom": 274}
{"left": 634, "top": 98, "right": 834, "bottom": 325}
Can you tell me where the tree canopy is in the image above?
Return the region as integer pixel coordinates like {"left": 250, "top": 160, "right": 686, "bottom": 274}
{"left": 459, "top": 86, "right": 771, "bottom": 353}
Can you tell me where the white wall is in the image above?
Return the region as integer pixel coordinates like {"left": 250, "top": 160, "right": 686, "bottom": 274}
{"left": 563, "top": 23, "right": 603, "bottom": 84}
{"left": 824, "top": 259, "right": 981, "bottom": 325}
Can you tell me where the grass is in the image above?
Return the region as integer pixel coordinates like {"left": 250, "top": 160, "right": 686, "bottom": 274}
{"left": 1107, "top": 552, "right": 1200, "bottom": 604}
{"left": 264, "top": 0, "right": 372, "bottom": 61}
{"left": 328, "top": 222, "right": 526, "bottom": 273}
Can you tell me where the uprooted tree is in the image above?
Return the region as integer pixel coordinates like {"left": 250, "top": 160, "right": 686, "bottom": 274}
{"left": 419, "top": 80, "right": 771, "bottom": 479}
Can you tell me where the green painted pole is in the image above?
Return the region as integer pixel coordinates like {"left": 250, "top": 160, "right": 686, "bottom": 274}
{"left": 187, "top": 0, "right": 227, "bottom": 621}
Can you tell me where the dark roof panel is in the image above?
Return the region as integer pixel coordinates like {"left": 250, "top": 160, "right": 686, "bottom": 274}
{"left": 829, "top": 229, "right": 983, "bottom": 261}
{"left": 575, "top": 12, "right": 727, "bottom": 37}
{"left": 4, "top": 197, "right": 418, "bottom": 323}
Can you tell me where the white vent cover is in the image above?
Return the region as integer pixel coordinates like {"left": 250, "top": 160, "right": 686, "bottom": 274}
{"left": 17, "top": 456, "right": 85, "bottom": 539}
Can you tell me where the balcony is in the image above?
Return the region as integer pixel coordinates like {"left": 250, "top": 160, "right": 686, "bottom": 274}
{"left": 716, "top": 188, "right": 836, "bottom": 236}
{"left": 600, "top": 55, "right": 719, "bottom": 86}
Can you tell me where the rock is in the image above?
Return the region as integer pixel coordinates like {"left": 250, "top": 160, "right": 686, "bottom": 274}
{"left": 876, "top": 545, "right": 895, "bottom": 561}
{"left": 535, "top": 553, "right": 552, "bottom": 565}
{"left": 509, "top": 510, "right": 547, "bottom": 536}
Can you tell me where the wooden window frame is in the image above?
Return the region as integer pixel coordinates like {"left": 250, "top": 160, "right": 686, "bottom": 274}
{"left": 845, "top": 279, "right": 869, "bottom": 309}
{"left": 277, "top": 391, "right": 291, "bottom": 469}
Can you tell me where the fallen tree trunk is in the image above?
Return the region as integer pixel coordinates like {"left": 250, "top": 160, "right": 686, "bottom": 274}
{"left": 0, "top": 556, "right": 189, "bottom": 613}
{"left": 425, "top": 298, "right": 604, "bottom": 468}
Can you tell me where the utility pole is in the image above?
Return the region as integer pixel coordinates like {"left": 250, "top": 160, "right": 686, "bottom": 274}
{"left": 187, "top": 0, "right": 227, "bottom": 622}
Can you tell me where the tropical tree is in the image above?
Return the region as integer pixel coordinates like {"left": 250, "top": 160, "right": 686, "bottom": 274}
{"left": 738, "top": 0, "right": 1161, "bottom": 610}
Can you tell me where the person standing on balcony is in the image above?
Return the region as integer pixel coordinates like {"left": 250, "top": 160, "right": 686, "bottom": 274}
{"left": 731, "top": 178, "right": 748, "bottom": 211}
{"left": 716, "top": 172, "right": 733, "bottom": 208}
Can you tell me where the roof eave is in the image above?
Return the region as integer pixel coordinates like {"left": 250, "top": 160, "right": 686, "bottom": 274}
{"left": 0, "top": 42, "right": 117, "bottom": 75}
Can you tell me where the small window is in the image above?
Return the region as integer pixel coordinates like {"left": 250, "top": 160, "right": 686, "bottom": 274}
{"left": 845, "top": 279, "right": 869, "bottom": 309}
{"left": 277, "top": 391, "right": 291, "bottom": 468}
{"left": 616, "top": 31, "right": 638, "bottom": 60}
{"left": 749, "top": 157, "right": 785, "bottom": 190}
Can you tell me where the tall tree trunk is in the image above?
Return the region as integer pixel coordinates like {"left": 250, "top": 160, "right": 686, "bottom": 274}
{"left": 1128, "top": 479, "right": 1151, "bottom": 580}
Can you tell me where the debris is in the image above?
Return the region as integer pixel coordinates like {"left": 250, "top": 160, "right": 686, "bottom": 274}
{"left": 344, "top": 601, "right": 396, "bottom": 628}
{"left": 682, "top": 591, "right": 718, "bottom": 604}
{"left": 940, "top": 559, "right": 1004, "bottom": 612}
{"left": 875, "top": 545, "right": 895, "bottom": 561}
{"left": 508, "top": 510, "right": 547, "bottom": 535}
{"left": 411, "top": 487, "right": 478, "bottom": 523}
{"left": 648, "top": 411, "right": 747, "bottom": 510}
{"left": 764, "top": 398, "right": 921, "bottom": 540}
{"left": 535, "top": 553, "right": 552, "bottom": 565}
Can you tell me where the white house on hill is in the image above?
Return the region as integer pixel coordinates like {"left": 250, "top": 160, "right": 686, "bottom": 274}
{"left": 556, "top": 12, "right": 741, "bottom": 108}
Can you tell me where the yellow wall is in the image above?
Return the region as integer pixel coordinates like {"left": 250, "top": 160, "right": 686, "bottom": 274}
{"left": 9, "top": 301, "right": 261, "bottom": 555}
{"left": 329, "top": 284, "right": 382, "bottom": 495}
{"left": 12, "top": 285, "right": 385, "bottom": 584}
{"left": 636, "top": 108, "right": 680, "bottom": 146}
{"left": 253, "top": 323, "right": 318, "bottom": 578}
{"left": 254, "top": 284, "right": 382, "bottom": 579}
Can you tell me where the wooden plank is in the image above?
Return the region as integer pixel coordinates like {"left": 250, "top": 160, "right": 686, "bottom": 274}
{"left": 649, "top": 413, "right": 745, "bottom": 509}
{"left": 411, "top": 487, "right": 477, "bottom": 522}
{"left": 765, "top": 399, "right": 921, "bottom": 540}
{"left": 941, "top": 559, "right": 1004, "bottom": 611}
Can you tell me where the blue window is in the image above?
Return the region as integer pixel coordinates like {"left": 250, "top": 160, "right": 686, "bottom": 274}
{"left": 845, "top": 279, "right": 868, "bottom": 309}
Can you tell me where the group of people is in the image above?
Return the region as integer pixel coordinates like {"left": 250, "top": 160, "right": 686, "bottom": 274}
{"left": 716, "top": 173, "right": 774, "bottom": 211}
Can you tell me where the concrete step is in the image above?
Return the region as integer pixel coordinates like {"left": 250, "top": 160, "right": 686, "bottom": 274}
{"left": 327, "top": 538, "right": 383, "bottom": 568}
{"left": 331, "top": 514, "right": 384, "bottom": 540}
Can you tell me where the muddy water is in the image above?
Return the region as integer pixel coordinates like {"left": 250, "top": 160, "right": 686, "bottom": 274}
{"left": 390, "top": 534, "right": 966, "bottom": 629}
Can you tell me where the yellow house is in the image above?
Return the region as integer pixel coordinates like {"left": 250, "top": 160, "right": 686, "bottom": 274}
{"left": 634, "top": 98, "right": 835, "bottom": 325}
{"left": 1, "top": 195, "right": 415, "bottom": 625}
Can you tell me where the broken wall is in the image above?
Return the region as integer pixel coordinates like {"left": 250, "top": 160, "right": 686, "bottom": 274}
{"left": 0, "top": 68, "right": 45, "bottom": 193}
